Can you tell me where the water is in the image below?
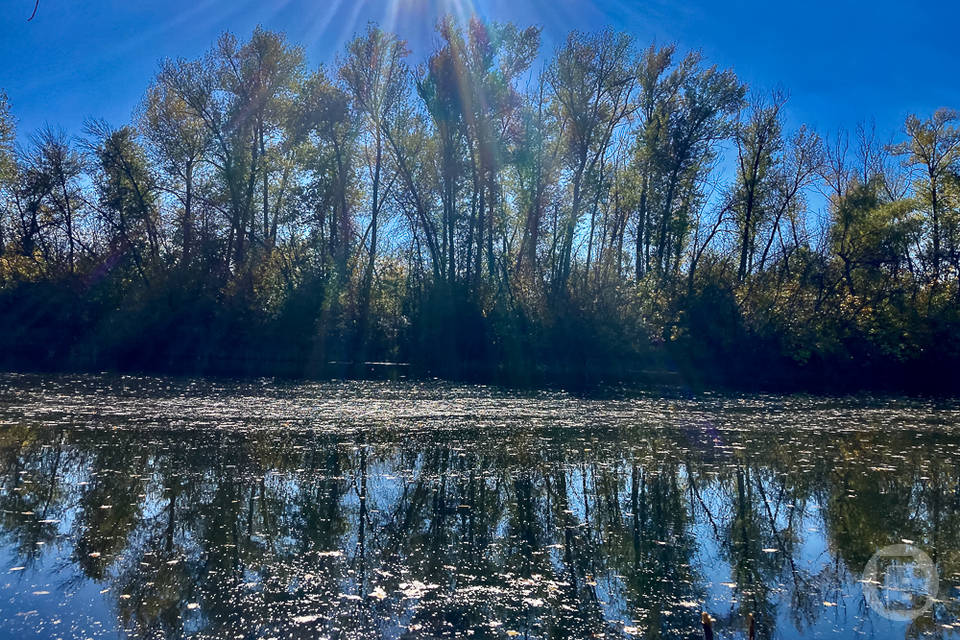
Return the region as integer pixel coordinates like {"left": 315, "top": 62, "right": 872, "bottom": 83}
{"left": 0, "top": 373, "right": 958, "bottom": 639}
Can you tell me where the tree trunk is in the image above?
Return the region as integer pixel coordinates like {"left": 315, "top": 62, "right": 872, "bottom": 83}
{"left": 357, "top": 129, "right": 383, "bottom": 362}
{"left": 182, "top": 162, "right": 194, "bottom": 266}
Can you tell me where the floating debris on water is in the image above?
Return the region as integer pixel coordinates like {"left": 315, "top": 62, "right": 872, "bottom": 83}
{"left": 0, "top": 374, "right": 957, "bottom": 639}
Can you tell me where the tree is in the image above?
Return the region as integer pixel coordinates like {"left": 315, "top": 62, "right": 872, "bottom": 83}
{"left": 548, "top": 29, "right": 636, "bottom": 292}
{"left": 140, "top": 74, "right": 209, "bottom": 267}
{"left": 18, "top": 127, "right": 85, "bottom": 273}
{"left": 512, "top": 74, "right": 558, "bottom": 284}
{"left": 732, "top": 93, "right": 784, "bottom": 282}
{"left": 158, "top": 28, "right": 304, "bottom": 275}
{"left": 417, "top": 29, "right": 467, "bottom": 284}
{"left": 646, "top": 54, "right": 743, "bottom": 280}
{"left": 0, "top": 91, "right": 16, "bottom": 255}
{"left": 292, "top": 67, "right": 356, "bottom": 278}
{"left": 892, "top": 108, "right": 960, "bottom": 282}
{"left": 339, "top": 25, "right": 410, "bottom": 357}
{"left": 419, "top": 17, "right": 539, "bottom": 289}
{"left": 629, "top": 44, "right": 680, "bottom": 280}
{"left": 753, "top": 125, "right": 822, "bottom": 277}
{"left": 86, "top": 120, "right": 160, "bottom": 280}
{"left": 217, "top": 28, "right": 304, "bottom": 263}
{"left": 830, "top": 179, "right": 920, "bottom": 296}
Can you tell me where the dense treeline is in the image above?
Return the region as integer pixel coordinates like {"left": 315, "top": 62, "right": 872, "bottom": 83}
{"left": 1, "top": 19, "right": 959, "bottom": 389}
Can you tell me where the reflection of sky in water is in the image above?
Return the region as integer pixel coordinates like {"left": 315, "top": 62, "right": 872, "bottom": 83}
{"left": 877, "top": 558, "right": 933, "bottom": 612}
{"left": 0, "top": 373, "right": 958, "bottom": 639}
{"left": 0, "top": 547, "right": 118, "bottom": 638}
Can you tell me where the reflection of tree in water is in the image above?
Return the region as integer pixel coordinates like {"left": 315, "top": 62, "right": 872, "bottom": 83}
{"left": 0, "top": 427, "right": 69, "bottom": 563}
{"left": 0, "top": 402, "right": 958, "bottom": 639}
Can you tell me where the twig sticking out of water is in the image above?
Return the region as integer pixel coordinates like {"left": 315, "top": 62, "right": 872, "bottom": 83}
{"left": 701, "top": 612, "right": 714, "bottom": 640}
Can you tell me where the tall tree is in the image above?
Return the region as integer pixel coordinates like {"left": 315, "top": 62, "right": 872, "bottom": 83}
{"left": 25, "top": 128, "right": 85, "bottom": 273}
{"left": 647, "top": 54, "right": 743, "bottom": 280}
{"left": 548, "top": 29, "right": 636, "bottom": 292}
{"left": 420, "top": 17, "right": 539, "bottom": 289}
{"left": 629, "top": 44, "right": 680, "bottom": 280}
{"left": 140, "top": 76, "right": 209, "bottom": 267}
{"left": 86, "top": 121, "right": 160, "bottom": 280}
{"left": 753, "top": 125, "right": 822, "bottom": 277}
{"left": 0, "top": 91, "right": 16, "bottom": 255}
{"left": 892, "top": 108, "right": 960, "bottom": 282}
{"left": 217, "top": 27, "right": 304, "bottom": 260}
{"left": 158, "top": 28, "right": 304, "bottom": 274}
{"left": 512, "top": 74, "right": 558, "bottom": 284}
{"left": 339, "top": 25, "right": 410, "bottom": 356}
{"left": 732, "top": 93, "right": 785, "bottom": 282}
{"left": 293, "top": 67, "right": 356, "bottom": 278}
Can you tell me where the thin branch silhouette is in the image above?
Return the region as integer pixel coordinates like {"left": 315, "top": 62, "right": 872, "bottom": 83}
{"left": 28, "top": 0, "right": 40, "bottom": 21}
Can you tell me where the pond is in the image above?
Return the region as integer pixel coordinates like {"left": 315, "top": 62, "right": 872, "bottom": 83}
{"left": 0, "top": 373, "right": 958, "bottom": 639}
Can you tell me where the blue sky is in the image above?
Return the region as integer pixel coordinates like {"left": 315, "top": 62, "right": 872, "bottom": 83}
{"left": 1, "top": 0, "right": 959, "bottom": 143}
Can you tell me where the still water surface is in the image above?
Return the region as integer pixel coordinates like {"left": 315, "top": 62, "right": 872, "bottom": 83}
{"left": 0, "top": 373, "right": 959, "bottom": 639}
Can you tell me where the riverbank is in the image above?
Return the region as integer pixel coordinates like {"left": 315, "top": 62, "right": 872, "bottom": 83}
{"left": 2, "top": 275, "right": 958, "bottom": 395}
